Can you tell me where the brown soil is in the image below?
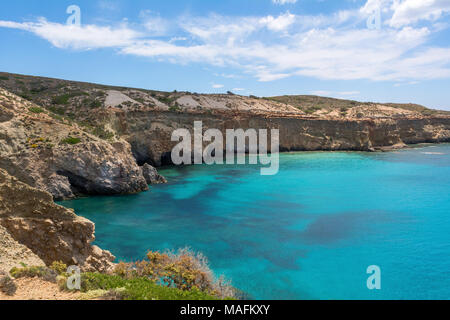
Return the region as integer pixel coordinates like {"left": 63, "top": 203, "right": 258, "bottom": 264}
{"left": 0, "top": 278, "right": 81, "bottom": 300}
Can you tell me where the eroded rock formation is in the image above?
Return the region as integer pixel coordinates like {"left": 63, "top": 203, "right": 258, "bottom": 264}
{"left": 140, "top": 163, "right": 168, "bottom": 184}
{"left": 109, "top": 110, "right": 450, "bottom": 166}
{"left": 0, "top": 168, "right": 115, "bottom": 272}
{"left": 0, "top": 88, "right": 149, "bottom": 200}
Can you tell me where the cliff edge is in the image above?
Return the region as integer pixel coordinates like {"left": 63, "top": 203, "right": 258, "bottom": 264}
{"left": 0, "top": 168, "right": 115, "bottom": 272}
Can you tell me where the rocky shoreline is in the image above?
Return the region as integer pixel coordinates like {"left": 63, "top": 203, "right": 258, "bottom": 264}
{"left": 1, "top": 72, "right": 450, "bottom": 293}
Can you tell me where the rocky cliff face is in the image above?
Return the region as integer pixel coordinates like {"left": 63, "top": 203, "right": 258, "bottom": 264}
{"left": 0, "top": 225, "right": 45, "bottom": 274}
{"left": 1, "top": 72, "right": 449, "bottom": 169}
{"left": 108, "top": 110, "right": 450, "bottom": 166}
{"left": 0, "top": 168, "right": 115, "bottom": 272}
{"left": 0, "top": 88, "right": 149, "bottom": 200}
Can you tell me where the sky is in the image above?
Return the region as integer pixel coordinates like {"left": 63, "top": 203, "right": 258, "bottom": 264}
{"left": 0, "top": 0, "right": 449, "bottom": 110}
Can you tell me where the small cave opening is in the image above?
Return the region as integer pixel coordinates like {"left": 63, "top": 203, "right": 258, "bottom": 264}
{"left": 160, "top": 152, "right": 174, "bottom": 166}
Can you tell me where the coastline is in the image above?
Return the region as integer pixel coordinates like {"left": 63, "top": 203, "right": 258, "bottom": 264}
{"left": 59, "top": 143, "right": 450, "bottom": 299}
{"left": 1, "top": 73, "right": 450, "bottom": 300}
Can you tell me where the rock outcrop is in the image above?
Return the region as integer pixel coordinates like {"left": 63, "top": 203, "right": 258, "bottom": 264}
{"left": 0, "top": 88, "right": 149, "bottom": 200}
{"left": 0, "top": 168, "right": 115, "bottom": 272}
{"left": 0, "top": 225, "right": 44, "bottom": 274}
{"left": 140, "top": 163, "right": 167, "bottom": 184}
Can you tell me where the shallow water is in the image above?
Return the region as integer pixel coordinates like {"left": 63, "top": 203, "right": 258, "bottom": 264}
{"left": 59, "top": 144, "right": 450, "bottom": 300}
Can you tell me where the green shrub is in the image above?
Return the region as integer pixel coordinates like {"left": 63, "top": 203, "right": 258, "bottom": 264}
{"left": 90, "top": 100, "right": 102, "bottom": 108}
{"left": 30, "top": 86, "right": 48, "bottom": 94}
{"left": 20, "top": 93, "right": 33, "bottom": 101}
{"left": 0, "top": 76, "right": 9, "bottom": 81}
{"left": 78, "top": 273, "right": 219, "bottom": 300}
{"left": 29, "top": 106, "right": 44, "bottom": 114}
{"left": 48, "top": 105, "right": 66, "bottom": 115}
{"left": 51, "top": 92, "right": 88, "bottom": 105}
{"left": 169, "top": 103, "right": 181, "bottom": 112}
{"left": 52, "top": 94, "right": 71, "bottom": 105}
{"left": 113, "top": 248, "right": 236, "bottom": 299}
{"left": 10, "top": 266, "right": 57, "bottom": 282}
{"left": 92, "top": 127, "right": 114, "bottom": 140}
{"left": 304, "top": 106, "right": 322, "bottom": 114}
{"left": 61, "top": 136, "right": 81, "bottom": 145}
{"left": 50, "top": 261, "right": 68, "bottom": 276}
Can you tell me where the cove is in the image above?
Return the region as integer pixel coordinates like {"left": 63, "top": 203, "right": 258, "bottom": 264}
{"left": 59, "top": 144, "right": 450, "bottom": 300}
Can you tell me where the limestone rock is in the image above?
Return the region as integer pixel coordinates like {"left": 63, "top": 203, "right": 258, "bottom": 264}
{"left": 0, "top": 88, "right": 148, "bottom": 200}
{"left": 0, "top": 168, "right": 115, "bottom": 272}
{"left": 141, "top": 163, "right": 167, "bottom": 184}
{"left": 0, "top": 270, "right": 16, "bottom": 296}
{"left": 0, "top": 225, "right": 45, "bottom": 274}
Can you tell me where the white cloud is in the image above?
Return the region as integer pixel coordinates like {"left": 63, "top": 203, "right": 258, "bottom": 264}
{"left": 272, "top": 0, "right": 298, "bottom": 5}
{"left": 212, "top": 84, "right": 224, "bottom": 88}
{"left": 1, "top": 1, "right": 450, "bottom": 83}
{"left": 0, "top": 18, "right": 140, "bottom": 50}
{"left": 260, "top": 12, "right": 296, "bottom": 31}
{"left": 361, "top": 0, "right": 450, "bottom": 28}
{"left": 389, "top": 0, "right": 450, "bottom": 28}
{"left": 139, "top": 10, "right": 169, "bottom": 36}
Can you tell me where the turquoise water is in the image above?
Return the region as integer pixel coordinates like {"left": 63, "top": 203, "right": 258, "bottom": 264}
{"left": 59, "top": 144, "right": 450, "bottom": 300}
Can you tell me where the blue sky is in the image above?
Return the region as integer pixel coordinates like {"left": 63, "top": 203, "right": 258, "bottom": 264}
{"left": 0, "top": 0, "right": 449, "bottom": 110}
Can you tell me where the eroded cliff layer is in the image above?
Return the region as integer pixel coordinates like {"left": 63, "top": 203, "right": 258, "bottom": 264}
{"left": 109, "top": 110, "right": 450, "bottom": 166}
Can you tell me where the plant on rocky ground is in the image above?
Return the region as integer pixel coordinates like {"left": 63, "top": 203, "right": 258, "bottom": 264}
{"left": 29, "top": 106, "right": 44, "bottom": 114}
{"left": 60, "top": 136, "right": 81, "bottom": 145}
{"left": 50, "top": 261, "right": 68, "bottom": 276}
{"left": 113, "top": 247, "right": 237, "bottom": 299}
{"left": 0, "top": 271, "right": 17, "bottom": 296}
{"left": 9, "top": 266, "right": 58, "bottom": 283}
{"left": 77, "top": 272, "right": 222, "bottom": 300}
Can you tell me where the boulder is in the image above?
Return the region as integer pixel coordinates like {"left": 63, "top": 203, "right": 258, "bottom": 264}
{"left": 141, "top": 163, "right": 167, "bottom": 185}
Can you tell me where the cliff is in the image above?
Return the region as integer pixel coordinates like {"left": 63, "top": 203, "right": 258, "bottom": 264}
{"left": 0, "top": 168, "right": 115, "bottom": 272}
{"left": 0, "top": 88, "right": 149, "bottom": 200}
{"left": 1, "top": 72, "right": 448, "bottom": 168}
{"left": 111, "top": 110, "right": 450, "bottom": 166}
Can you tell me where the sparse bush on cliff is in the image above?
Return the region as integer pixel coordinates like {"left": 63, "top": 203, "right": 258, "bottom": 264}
{"left": 169, "top": 103, "right": 181, "bottom": 112}
{"left": 113, "top": 248, "right": 236, "bottom": 299}
{"left": 89, "top": 100, "right": 102, "bottom": 108}
{"left": 78, "top": 273, "right": 221, "bottom": 300}
{"left": 29, "top": 106, "right": 44, "bottom": 114}
{"left": 52, "top": 94, "right": 71, "bottom": 105}
{"left": 92, "top": 126, "right": 115, "bottom": 140}
{"left": 50, "top": 261, "right": 68, "bottom": 275}
{"left": 60, "top": 136, "right": 81, "bottom": 145}
{"left": 48, "top": 105, "right": 66, "bottom": 115}
{"left": 10, "top": 266, "right": 58, "bottom": 282}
